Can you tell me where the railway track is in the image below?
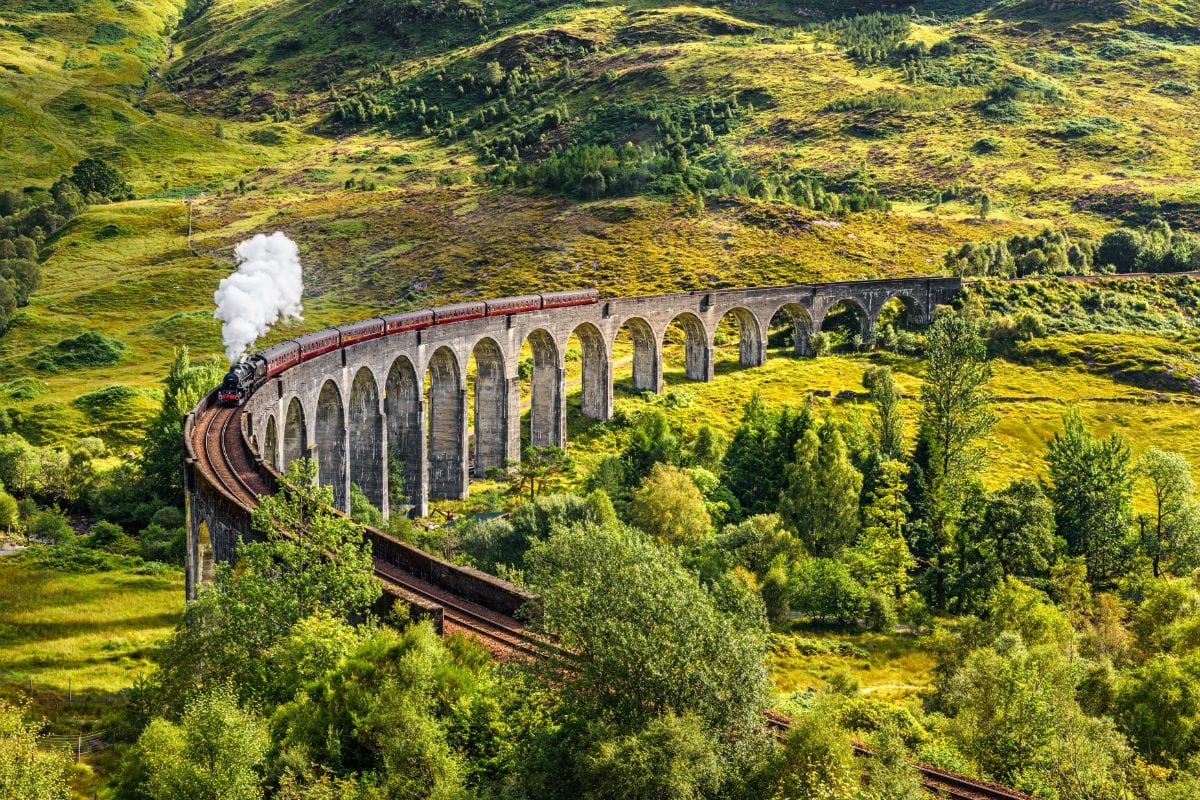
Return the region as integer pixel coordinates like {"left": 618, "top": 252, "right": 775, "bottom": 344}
{"left": 195, "top": 401, "right": 1033, "bottom": 800}
{"left": 763, "top": 712, "right": 1032, "bottom": 800}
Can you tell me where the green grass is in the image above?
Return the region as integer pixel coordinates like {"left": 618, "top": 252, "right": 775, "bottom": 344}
{"left": 768, "top": 627, "right": 936, "bottom": 706}
{"left": 0, "top": 554, "right": 183, "bottom": 703}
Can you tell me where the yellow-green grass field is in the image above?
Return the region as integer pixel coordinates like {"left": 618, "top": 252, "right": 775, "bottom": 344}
{"left": 0, "top": 556, "right": 183, "bottom": 715}
{"left": 768, "top": 629, "right": 937, "bottom": 707}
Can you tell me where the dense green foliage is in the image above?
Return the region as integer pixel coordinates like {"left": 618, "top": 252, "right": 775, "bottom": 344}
{"left": 946, "top": 219, "right": 1200, "bottom": 278}
{"left": 0, "top": 698, "right": 70, "bottom": 800}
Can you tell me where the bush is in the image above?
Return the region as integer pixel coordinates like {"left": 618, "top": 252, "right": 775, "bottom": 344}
{"left": 864, "top": 590, "right": 898, "bottom": 632}
{"left": 140, "top": 522, "right": 185, "bottom": 564}
{"left": 30, "top": 331, "right": 127, "bottom": 372}
{"left": 27, "top": 508, "right": 72, "bottom": 544}
{"left": 789, "top": 557, "right": 870, "bottom": 626}
{"left": 87, "top": 519, "right": 139, "bottom": 554}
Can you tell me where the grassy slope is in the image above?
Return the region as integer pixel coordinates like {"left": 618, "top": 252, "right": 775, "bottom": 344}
{"left": 0, "top": 556, "right": 182, "bottom": 697}
{"left": 0, "top": 0, "right": 1198, "bottom": 450}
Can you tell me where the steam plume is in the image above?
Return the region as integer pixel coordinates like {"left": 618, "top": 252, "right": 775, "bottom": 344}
{"left": 214, "top": 232, "right": 304, "bottom": 364}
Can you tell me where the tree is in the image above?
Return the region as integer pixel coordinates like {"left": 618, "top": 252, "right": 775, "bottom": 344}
{"left": 919, "top": 310, "right": 995, "bottom": 498}
{"left": 0, "top": 434, "right": 40, "bottom": 497}
{"left": 523, "top": 521, "right": 768, "bottom": 737}
{"left": 575, "top": 713, "right": 724, "bottom": 800}
{"left": 140, "top": 348, "right": 226, "bottom": 504}
{"left": 1097, "top": 228, "right": 1141, "bottom": 273}
{"left": 0, "top": 698, "right": 70, "bottom": 800}
{"left": 847, "top": 458, "right": 914, "bottom": 602}
{"left": 721, "top": 394, "right": 810, "bottom": 516}
{"left": 271, "top": 623, "right": 472, "bottom": 799}
{"left": 630, "top": 463, "right": 712, "bottom": 547}
{"left": 864, "top": 365, "right": 904, "bottom": 459}
{"left": 771, "top": 707, "right": 858, "bottom": 800}
{"left": 510, "top": 445, "right": 574, "bottom": 501}
{"left": 978, "top": 193, "right": 992, "bottom": 220}
{"left": 70, "top": 157, "right": 131, "bottom": 200}
{"left": 151, "top": 459, "right": 380, "bottom": 710}
{"left": 916, "top": 310, "right": 996, "bottom": 606}
{"left": 119, "top": 686, "right": 269, "bottom": 800}
{"left": 789, "top": 557, "right": 870, "bottom": 625}
{"left": 0, "top": 491, "right": 17, "bottom": 533}
{"left": 1114, "top": 653, "right": 1200, "bottom": 767}
{"left": 982, "top": 478, "right": 1057, "bottom": 580}
{"left": 1137, "top": 448, "right": 1200, "bottom": 577}
{"left": 779, "top": 422, "right": 862, "bottom": 559}
{"left": 621, "top": 410, "right": 682, "bottom": 484}
{"left": 715, "top": 513, "right": 800, "bottom": 577}
{"left": 1045, "top": 410, "right": 1133, "bottom": 588}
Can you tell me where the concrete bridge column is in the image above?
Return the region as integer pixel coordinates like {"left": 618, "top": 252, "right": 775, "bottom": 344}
{"left": 472, "top": 338, "right": 508, "bottom": 476}
{"left": 670, "top": 313, "right": 713, "bottom": 382}
{"left": 348, "top": 368, "right": 385, "bottom": 514}
{"left": 527, "top": 329, "right": 565, "bottom": 449}
{"left": 316, "top": 379, "right": 350, "bottom": 513}
{"left": 506, "top": 374, "right": 522, "bottom": 463}
{"left": 427, "top": 347, "right": 468, "bottom": 501}
{"left": 385, "top": 355, "right": 427, "bottom": 518}
{"left": 412, "top": 399, "right": 429, "bottom": 517}
{"left": 573, "top": 322, "right": 612, "bottom": 421}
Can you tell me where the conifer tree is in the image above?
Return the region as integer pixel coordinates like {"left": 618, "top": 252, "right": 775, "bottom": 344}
{"left": 848, "top": 458, "right": 914, "bottom": 601}
{"left": 779, "top": 422, "right": 862, "bottom": 558}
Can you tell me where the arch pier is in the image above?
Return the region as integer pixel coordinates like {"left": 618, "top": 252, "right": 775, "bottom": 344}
{"left": 221, "top": 277, "right": 957, "bottom": 527}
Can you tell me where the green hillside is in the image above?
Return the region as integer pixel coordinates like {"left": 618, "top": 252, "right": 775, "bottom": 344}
{"left": 2, "top": 0, "right": 1200, "bottom": 442}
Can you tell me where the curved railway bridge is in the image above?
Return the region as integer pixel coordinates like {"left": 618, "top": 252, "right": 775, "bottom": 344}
{"left": 184, "top": 275, "right": 1033, "bottom": 799}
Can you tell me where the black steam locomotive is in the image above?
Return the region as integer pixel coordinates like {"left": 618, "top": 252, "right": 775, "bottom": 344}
{"left": 217, "top": 289, "right": 599, "bottom": 406}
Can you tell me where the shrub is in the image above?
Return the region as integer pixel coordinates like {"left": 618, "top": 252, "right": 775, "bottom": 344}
{"left": 28, "top": 508, "right": 73, "bottom": 544}
{"left": 789, "top": 557, "right": 870, "bottom": 626}
{"left": 30, "top": 331, "right": 127, "bottom": 372}
{"left": 140, "top": 522, "right": 185, "bottom": 564}
{"left": 70, "top": 157, "right": 131, "bottom": 200}
{"left": 1153, "top": 81, "right": 1198, "bottom": 96}
{"left": 864, "top": 590, "right": 898, "bottom": 632}
{"left": 1055, "top": 116, "right": 1120, "bottom": 139}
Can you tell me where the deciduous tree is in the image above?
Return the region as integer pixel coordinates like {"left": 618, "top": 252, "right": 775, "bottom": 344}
{"left": 1137, "top": 447, "right": 1200, "bottom": 577}
{"left": 630, "top": 463, "right": 712, "bottom": 547}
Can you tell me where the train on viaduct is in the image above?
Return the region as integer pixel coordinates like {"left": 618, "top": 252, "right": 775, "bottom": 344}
{"left": 184, "top": 276, "right": 960, "bottom": 600}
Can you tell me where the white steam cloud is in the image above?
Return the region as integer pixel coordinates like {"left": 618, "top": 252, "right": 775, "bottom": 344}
{"left": 214, "top": 232, "right": 304, "bottom": 364}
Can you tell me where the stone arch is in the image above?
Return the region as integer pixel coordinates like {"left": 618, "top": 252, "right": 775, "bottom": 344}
{"left": 348, "top": 367, "right": 384, "bottom": 513}
{"left": 283, "top": 397, "right": 307, "bottom": 469}
{"left": 316, "top": 380, "right": 348, "bottom": 511}
{"left": 263, "top": 415, "right": 279, "bottom": 469}
{"left": 385, "top": 356, "right": 423, "bottom": 514}
{"left": 615, "top": 316, "right": 661, "bottom": 393}
{"left": 819, "top": 297, "right": 872, "bottom": 351}
{"left": 523, "top": 328, "right": 564, "bottom": 449}
{"left": 715, "top": 306, "right": 765, "bottom": 368}
{"left": 569, "top": 322, "right": 611, "bottom": 420}
{"left": 471, "top": 337, "right": 508, "bottom": 474}
{"left": 767, "top": 303, "right": 815, "bottom": 357}
{"left": 427, "top": 346, "right": 467, "bottom": 500}
{"left": 662, "top": 312, "right": 711, "bottom": 382}
{"left": 877, "top": 292, "right": 924, "bottom": 328}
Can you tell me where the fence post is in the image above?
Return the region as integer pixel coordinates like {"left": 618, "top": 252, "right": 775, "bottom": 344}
{"left": 76, "top": 733, "right": 81, "bottom": 764}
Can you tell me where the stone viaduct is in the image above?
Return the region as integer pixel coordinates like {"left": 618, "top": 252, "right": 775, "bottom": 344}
{"left": 231, "top": 277, "right": 960, "bottom": 524}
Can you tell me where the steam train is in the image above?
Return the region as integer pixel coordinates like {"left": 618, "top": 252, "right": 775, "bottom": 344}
{"left": 217, "top": 289, "right": 599, "bottom": 406}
